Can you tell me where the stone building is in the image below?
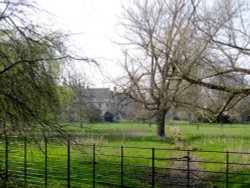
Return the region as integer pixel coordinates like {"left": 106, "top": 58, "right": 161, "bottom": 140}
{"left": 83, "top": 87, "right": 134, "bottom": 120}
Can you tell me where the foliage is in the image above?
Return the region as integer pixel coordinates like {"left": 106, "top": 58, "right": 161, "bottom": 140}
{"left": 217, "top": 114, "right": 231, "bottom": 124}
{"left": 0, "top": 0, "right": 90, "bottom": 136}
{"left": 104, "top": 111, "right": 113, "bottom": 122}
{"left": 83, "top": 104, "right": 102, "bottom": 123}
{"left": 0, "top": 33, "right": 62, "bottom": 132}
{"left": 56, "top": 85, "right": 74, "bottom": 121}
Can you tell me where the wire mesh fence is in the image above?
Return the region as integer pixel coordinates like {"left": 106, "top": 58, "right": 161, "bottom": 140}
{"left": 0, "top": 136, "right": 249, "bottom": 187}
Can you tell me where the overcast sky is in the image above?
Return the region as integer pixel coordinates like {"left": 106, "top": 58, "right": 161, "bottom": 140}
{"left": 36, "top": 0, "right": 124, "bottom": 87}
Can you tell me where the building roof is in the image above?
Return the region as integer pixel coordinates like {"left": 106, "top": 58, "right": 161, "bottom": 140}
{"left": 83, "top": 88, "right": 112, "bottom": 102}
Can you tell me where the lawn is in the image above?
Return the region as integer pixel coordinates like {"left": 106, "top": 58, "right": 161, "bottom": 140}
{"left": 1, "top": 121, "right": 250, "bottom": 187}
{"left": 66, "top": 121, "right": 250, "bottom": 187}
{"left": 66, "top": 121, "right": 250, "bottom": 152}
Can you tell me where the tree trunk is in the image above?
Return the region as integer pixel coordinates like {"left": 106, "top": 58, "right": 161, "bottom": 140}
{"left": 156, "top": 109, "right": 167, "bottom": 137}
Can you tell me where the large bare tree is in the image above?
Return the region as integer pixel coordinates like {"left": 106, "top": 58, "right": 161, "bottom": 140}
{"left": 118, "top": 0, "right": 250, "bottom": 137}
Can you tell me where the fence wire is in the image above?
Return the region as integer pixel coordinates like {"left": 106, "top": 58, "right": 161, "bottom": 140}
{"left": 0, "top": 136, "right": 249, "bottom": 188}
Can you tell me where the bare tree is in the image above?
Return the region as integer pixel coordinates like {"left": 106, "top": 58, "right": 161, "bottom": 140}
{"left": 118, "top": 0, "right": 250, "bottom": 137}
{"left": 66, "top": 75, "right": 88, "bottom": 128}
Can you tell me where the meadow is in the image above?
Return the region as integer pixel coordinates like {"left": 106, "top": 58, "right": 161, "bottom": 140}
{"left": 1, "top": 121, "right": 250, "bottom": 187}
{"left": 66, "top": 121, "right": 250, "bottom": 152}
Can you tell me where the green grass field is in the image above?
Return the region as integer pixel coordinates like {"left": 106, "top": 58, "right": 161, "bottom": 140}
{"left": 66, "top": 121, "right": 250, "bottom": 152}
{"left": 1, "top": 121, "right": 250, "bottom": 187}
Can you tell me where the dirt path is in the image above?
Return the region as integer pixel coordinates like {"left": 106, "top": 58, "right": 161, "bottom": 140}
{"left": 149, "top": 127, "right": 214, "bottom": 187}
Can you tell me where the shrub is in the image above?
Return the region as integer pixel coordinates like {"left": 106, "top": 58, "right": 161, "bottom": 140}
{"left": 84, "top": 104, "right": 102, "bottom": 123}
{"left": 217, "top": 114, "right": 231, "bottom": 124}
{"left": 173, "top": 116, "right": 180, "bottom": 121}
{"left": 104, "top": 111, "right": 113, "bottom": 122}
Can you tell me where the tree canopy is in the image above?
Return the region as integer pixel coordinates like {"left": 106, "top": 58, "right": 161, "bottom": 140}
{"left": 0, "top": 0, "right": 90, "bottom": 136}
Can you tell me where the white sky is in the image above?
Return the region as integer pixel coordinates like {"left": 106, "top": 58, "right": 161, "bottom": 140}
{"left": 36, "top": 0, "right": 125, "bottom": 88}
